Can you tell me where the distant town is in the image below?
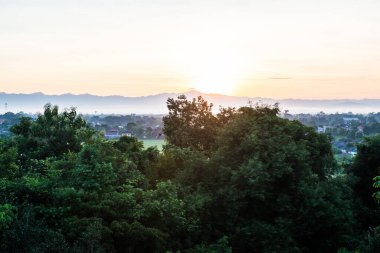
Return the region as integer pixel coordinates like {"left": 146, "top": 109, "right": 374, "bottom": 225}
{"left": 283, "top": 112, "right": 380, "bottom": 162}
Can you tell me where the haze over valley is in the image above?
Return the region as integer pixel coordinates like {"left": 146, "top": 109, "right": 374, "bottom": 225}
{"left": 2, "top": 90, "right": 380, "bottom": 115}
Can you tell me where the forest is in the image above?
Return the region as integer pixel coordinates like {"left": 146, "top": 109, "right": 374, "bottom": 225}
{"left": 1, "top": 95, "right": 380, "bottom": 253}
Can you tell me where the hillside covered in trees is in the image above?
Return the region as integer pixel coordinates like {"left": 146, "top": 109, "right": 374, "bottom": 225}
{"left": 1, "top": 96, "right": 380, "bottom": 252}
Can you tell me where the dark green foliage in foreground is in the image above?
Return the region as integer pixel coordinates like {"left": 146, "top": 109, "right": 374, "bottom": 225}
{"left": 346, "top": 136, "right": 380, "bottom": 253}
{"left": 0, "top": 98, "right": 379, "bottom": 252}
{"left": 350, "top": 136, "right": 380, "bottom": 229}
{"left": 375, "top": 176, "right": 380, "bottom": 202}
{"left": 163, "top": 102, "right": 356, "bottom": 252}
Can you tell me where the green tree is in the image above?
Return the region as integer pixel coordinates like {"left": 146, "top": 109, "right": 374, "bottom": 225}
{"left": 190, "top": 236, "right": 232, "bottom": 253}
{"left": 0, "top": 204, "right": 15, "bottom": 230}
{"left": 166, "top": 101, "right": 352, "bottom": 252}
{"left": 0, "top": 139, "right": 19, "bottom": 179}
{"left": 11, "top": 104, "right": 93, "bottom": 161}
{"left": 350, "top": 135, "right": 380, "bottom": 228}
{"left": 374, "top": 175, "right": 380, "bottom": 202}
{"left": 163, "top": 95, "right": 217, "bottom": 152}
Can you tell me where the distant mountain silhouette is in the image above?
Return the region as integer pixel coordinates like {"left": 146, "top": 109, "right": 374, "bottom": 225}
{"left": 1, "top": 91, "right": 380, "bottom": 114}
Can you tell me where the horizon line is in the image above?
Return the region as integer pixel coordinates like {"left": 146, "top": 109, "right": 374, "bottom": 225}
{"left": 1, "top": 90, "right": 380, "bottom": 101}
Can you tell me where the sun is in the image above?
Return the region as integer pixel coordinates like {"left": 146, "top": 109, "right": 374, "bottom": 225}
{"left": 174, "top": 34, "right": 253, "bottom": 96}
{"left": 188, "top": 56, "right": 244, "bottom": 95}
{"left": 192, "top": 77, "right": 236, "bottom": 95}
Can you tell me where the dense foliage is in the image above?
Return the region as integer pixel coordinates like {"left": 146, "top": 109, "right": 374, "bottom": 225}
{"left": 0, "top": 97, "right": 380, "bottom": 252}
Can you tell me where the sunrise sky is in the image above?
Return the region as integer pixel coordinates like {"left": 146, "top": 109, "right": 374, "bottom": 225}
{"left": 1, "top": 0, "right": 380, "bottom": 99}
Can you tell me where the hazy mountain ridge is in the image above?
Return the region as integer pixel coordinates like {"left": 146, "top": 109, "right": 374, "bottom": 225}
{"left": 1, "top": 91, "right": 380, "bottom": 114}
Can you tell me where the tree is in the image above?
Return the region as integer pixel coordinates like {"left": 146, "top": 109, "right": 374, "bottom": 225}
{"left": 11, "top": 104, "right": 92, "bottom": 160}
{"left": 0, "top": 139, "right": 19, "bottom": 179}
{"left": 374, "top": 175, "right": 380, "bottom": 203}
{"left": 350, "top": 135, "right": 380, "bottom": 229}
{"left": 163, "top": 95, "right": 218, "bottom": 152}
{"left": 175, "top": 103, "right": 352, "bottom": 252}
{"left": 163, "top": 95, "right": 236, "bottom": 154}
{"left": 0, "top": 204, "right": 15, "bottom": 231}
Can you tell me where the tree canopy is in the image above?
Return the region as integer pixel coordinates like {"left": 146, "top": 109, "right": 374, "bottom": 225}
{"left": 0, "top": 99, "right": 379, "bottom": 252}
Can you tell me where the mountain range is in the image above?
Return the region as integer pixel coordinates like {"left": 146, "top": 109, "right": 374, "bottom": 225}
{"left": 1, "top": 91, "right": 380, "bottom": 114}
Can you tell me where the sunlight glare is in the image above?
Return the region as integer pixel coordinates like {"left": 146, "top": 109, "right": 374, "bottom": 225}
{"left": 185, "top": 50, "right": 251, "bottom": 95}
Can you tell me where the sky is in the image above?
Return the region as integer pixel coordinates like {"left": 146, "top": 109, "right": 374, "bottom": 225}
{"left": 1, "top": 0, "right": 380, "bottom": 99}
